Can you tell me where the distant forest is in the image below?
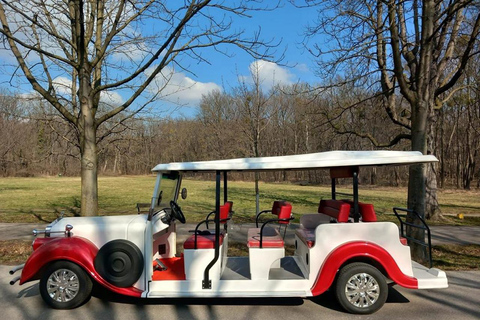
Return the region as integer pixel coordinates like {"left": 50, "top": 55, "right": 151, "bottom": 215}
{"left": 1, "top": 79, "right": 478, "bottom": 189}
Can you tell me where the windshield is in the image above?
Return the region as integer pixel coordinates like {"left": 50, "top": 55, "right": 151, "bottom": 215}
{"left": 155, "top": 172, "right": 180, "bottom": 208}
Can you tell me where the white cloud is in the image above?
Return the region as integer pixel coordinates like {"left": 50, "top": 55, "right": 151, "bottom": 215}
{"left": 51, "top": 76, "right": 124, "bottom": 105}
{"left": 100, "top": 91, "right": 124, "bottom": 106}
{"left": 148, "top": 66, "right": 222, "bottom": 106}
{"left": 53, "top": 77, "right": 73, "bottom": 95}
{"left": 295, "top": 63, "right": 310, "bottom": 73}
{"left": 243, "top": 60, "right": 296, "bottom": 90}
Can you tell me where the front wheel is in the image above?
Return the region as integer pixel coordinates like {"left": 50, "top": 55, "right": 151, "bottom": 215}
{"left": 335, "top": 262, "right": 388, "bottom": 314}
{"left": 40, "top": 261, "right": 92, "bottom": 309}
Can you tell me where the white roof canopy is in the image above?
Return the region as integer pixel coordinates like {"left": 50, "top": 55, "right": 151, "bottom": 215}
{"left": 152, "top": 151, "right": 438, "bottom": 173}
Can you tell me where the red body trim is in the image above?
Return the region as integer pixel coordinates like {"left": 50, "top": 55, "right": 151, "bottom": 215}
{"left": 310, "top": 241, "right": 418, "bottom": 296}
{"left": 21, "top": 236, "right": 142, "bottom": 297}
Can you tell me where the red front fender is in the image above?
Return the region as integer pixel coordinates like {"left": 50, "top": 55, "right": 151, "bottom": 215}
{"left": 20, "top": 236, "right": 142, "bottom": 297}
{"left": 310, "top": 241, "right": 418, "bottom": 296}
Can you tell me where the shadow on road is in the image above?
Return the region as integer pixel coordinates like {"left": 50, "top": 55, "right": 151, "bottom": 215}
{"left": 308, "top": 286, "right": 409, "bottom": 312}
{"left": 92, "top": 284, "right": 305, "bottom": 307}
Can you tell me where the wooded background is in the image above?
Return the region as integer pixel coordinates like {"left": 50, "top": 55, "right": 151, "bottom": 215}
{"left": 1, "top": 62, "right": 478, "bottom": 190}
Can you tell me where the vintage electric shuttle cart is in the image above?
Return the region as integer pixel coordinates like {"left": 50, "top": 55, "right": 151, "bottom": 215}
{"left": 9, "top": 151, "right": 448, "bottom": 314}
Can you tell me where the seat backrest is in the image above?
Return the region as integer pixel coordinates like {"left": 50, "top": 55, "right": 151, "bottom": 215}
{"left": 341, "top": 199, "right": 377, "bottom": 222}
{"left": 359, "top": 203, "right": 377, "bottom": 222}
{"left": 277, "top": 202, "right": 293, "bottom": 224}
{"left": 318, "top": 199, "right": 351, "bottom": 222}
{"left": 270, "top": 200, "right": 292, "bottom": 224}
{"left": 219, "top": 201, "right": 233, "bottom": 222}
{"left": 271, "top": 200, "right": 285, "bottom": 215}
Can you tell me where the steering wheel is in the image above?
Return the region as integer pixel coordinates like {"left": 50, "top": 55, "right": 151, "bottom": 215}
{"left": 169, "top": 200, "right": 186, "bottom": 224}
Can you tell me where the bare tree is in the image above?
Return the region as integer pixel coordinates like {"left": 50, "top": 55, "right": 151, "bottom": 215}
{"left": 0, "top": 0, "right": 276, "bottom": 215}
{"left": 235, "top": 61, "right": 279, "bottom": 213}
{"left": 296, "top": 0, "right": 480, "bottom": 259}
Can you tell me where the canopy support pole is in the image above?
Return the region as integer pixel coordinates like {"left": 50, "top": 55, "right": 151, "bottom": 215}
{"left": 202, "top": 171, "right": 221, "bottom": 289}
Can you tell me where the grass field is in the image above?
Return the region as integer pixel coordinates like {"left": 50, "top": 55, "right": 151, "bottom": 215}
{"left": 1, "top": 176, "right": 479, "bottom": 269}
{"left": 0, "top": 175, "right": 479, "bottom": 224}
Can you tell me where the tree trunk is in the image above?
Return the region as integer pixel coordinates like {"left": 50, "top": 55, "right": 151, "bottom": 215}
{"left": 426, "top": 163, "right": 441, "bottom": 220}
{"left": 79, "top": 96, "right": 98, "bottom": 216}
{"left": 407, "top": 99, "right": 428, "bottom": 263}
{"left": 426, "top": 112, "right": 442, "bottom": 220}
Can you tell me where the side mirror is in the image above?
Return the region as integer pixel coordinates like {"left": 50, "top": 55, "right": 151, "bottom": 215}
{"left": 181, "top": 188, "right": 188, "bottom": 200}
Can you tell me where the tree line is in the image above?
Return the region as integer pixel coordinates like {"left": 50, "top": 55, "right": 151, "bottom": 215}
{"left": 1, "top": 70, "right": 478, "bottom": 190}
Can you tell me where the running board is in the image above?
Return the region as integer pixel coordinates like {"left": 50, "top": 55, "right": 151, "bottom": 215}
{"left": 412, "top": 261, "right": 448, "bottom": 289}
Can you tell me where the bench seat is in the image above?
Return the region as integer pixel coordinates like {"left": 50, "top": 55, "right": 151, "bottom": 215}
{"left": 296, "top": 199, "right": 351, "bottom": 248}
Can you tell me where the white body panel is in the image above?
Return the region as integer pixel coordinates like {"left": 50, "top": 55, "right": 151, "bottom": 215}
{"left": 49, "top": 214, "right": 150, "bottom": 291}
{"left": 183, "top": 246, "right": 224, "bottom": 280}
{"left": 49, "top": 215, "right": 148, "bottom": 250}
{"left": 248, "top": 247, "right": 284, "bottom": 280}
{"left": 307, "top": 222, "right": 414, "bottom": 279}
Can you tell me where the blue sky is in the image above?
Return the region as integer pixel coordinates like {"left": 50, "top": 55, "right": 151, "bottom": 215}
{"left": 0, "top": 1, "right": 321, "bottom": 118}
{"left": 157, "top": 2, "right": 320, "bottom": 116}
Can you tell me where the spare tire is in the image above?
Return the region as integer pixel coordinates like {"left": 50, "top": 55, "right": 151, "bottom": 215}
{"left": 94, "top": 239, "right": 144, "bottom": 288}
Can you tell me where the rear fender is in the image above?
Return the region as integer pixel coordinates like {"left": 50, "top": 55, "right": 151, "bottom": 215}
{"left": 310, "top": 241, "right": 418, "bottom": 296}
{"left": 20, "top": 236, "right": 142, "bottom": 298}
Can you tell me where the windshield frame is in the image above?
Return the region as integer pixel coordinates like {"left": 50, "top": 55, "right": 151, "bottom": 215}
{"left": 150, "top": 171, "right": 181, "bottom": 211}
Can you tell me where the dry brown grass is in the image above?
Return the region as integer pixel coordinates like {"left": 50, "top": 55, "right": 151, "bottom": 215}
{"left": 0, "top": 240, "right": 32, "bottom": 265}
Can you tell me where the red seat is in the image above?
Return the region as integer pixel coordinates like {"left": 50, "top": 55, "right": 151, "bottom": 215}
{"left": 276, "top": 202, "right": 293, "bottom": 224}
{"left": 249, "top": 201, "right": 293, "bottom": 248}
{"left": 341, "top": 200, "right": 377, "bottom": 222}
{"left": 247, "top": 228, "right": 284, "bottom": 248}
{"left": 255, "top": 200, "right": 287, "bottom": 226}
{"left": 359, "top": 203, "right": 377, "bottom": 222}
{"left": 318, "top": 200, "right": 351, "bottom": 222}
{"left": 205, "top": 201, "right": 233, "bottom": 225}
{"left": 183, "top": 233, "right": 224, "bottom": 249}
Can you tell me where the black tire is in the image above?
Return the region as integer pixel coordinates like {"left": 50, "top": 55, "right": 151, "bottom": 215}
{"left": 40, "top": 261, "right": 92, "bottom": 309}
{"left": 94, "top": 239, "right": 144, "bottom": 288}
{"left": 334, "top": 262, "right": 388, "bottom": 314}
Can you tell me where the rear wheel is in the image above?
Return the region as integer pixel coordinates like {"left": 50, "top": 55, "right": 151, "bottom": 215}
{"left": 335, "top": 262, "right": 388, "bottom": 314}
{"left": 40, "top": 261, "right": 92, "bottom": 309}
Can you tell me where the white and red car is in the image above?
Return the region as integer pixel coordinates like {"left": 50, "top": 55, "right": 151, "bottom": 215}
{"left": 10, "top": 151, "right": 448, "bottom": 314}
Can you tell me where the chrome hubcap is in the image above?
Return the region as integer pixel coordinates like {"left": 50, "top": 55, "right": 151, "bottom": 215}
{"left": 345, "top": 272, "right": 380, "bottom": 308}
{"left": 46, "top": 269, "right": 80, "bottom": 303}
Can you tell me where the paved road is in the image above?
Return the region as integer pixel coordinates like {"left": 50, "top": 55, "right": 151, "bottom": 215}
{"left": 1, "top": 266, "right": 479, "bottom": 320}
{"left": 2, "top": 222, "right": 479, "bottom": 246}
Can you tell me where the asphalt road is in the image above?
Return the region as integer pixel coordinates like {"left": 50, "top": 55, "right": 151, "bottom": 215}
{"left": 2, "top": 266, "right": 479, "bottom": 320}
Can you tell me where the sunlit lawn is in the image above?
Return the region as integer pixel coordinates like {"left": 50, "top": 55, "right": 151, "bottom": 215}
{"left": 0, "top": 176, "right": 479, "bottom": 225}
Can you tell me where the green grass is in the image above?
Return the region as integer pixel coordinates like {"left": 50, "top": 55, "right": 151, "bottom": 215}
{"left": 0, "top": 176, "right": 479, "bottom": 224}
